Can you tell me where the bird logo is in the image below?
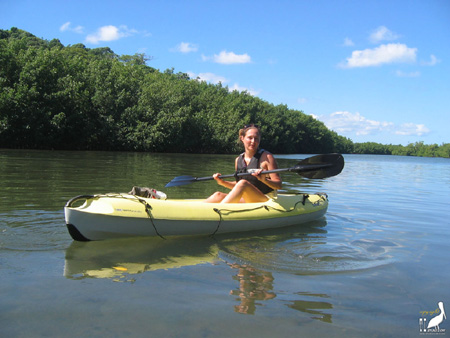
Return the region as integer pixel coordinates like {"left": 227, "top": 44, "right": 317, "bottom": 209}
{"left": 420, "top": 301, "right": 446, "bottom": 333}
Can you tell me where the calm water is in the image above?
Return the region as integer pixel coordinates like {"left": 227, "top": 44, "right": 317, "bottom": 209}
{"left": 1, "top": 150, "right": 449, "bottom": 337}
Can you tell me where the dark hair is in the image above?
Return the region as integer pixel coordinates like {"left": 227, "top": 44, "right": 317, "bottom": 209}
{"left": 238, "top": 124, "right": 261, "bottom": 143}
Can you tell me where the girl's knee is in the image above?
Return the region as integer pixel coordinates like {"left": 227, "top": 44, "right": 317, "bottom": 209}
{"left": 236, "top": 179, "right": 251, "bottom": 188}
{"left": 205, "top": 191, "right": 227, "bottom": 203}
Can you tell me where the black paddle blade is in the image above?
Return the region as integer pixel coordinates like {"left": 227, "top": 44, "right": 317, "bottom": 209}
{"left": 294, "top": 153, "right": 344, "bottom": 179}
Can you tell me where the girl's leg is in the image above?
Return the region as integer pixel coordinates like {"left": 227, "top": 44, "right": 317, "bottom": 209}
{"left": 221, "top": 180, "right": 268, "bottom": 203}
{"left": 204, "top": 191, "right": 228, "bottom": 203}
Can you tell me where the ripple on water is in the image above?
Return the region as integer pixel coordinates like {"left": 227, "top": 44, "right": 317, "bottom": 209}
{"left": 0, "top": 210, "right": 69, "bottom": 251}
{"left": 218, "top": 222, "right": 397, "bottom": 275}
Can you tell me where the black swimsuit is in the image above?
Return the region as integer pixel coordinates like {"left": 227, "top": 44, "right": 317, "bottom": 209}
{"left": 236, "top": 149, "right": 274, "bottom": 194}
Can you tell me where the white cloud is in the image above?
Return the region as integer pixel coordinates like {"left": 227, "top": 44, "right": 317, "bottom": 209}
{"left": 229, "top": 83, "right": 258, "bottom": 96}
{"left": 421, "top": 54, "right": 441, "bottom": 66}
{"left": 60, "top": 22, "right": 84, "bottom": 34}
{"left": 172, "top": 42, "right": 198, "bottom": 53}
{"left": 396, "top": 123, "right": 430, "bottom": 136}
{"left": 340, "top": 43, "right": 417, "bottom": 68}
{"left": 60, "top": 22, "right": 70, "bottom": 31}
{"left": 395, "top": 70, "right": 420, "bottom": 78}
{"left": 319, "top": 111, "right": 393, "bottom": 135}
{"left": 316, "top": 111, "right": 430, "bottom": 138}
{"left": 202, "top": 50, "right": 251, "bottom": 64}
{"left": 369, "top": 26, "right": 400, "bottom": 44}
{"left": 188, "top": 71, "right": 258, "bottom": 95}
{"left": 85, "top": 25, "right": 136, "bottom": 44}
{"left": 188, "top": 72, "right": 228, "bottom": 84}
{"left": 343, "top": 37, "right": 354, "bottom": 47}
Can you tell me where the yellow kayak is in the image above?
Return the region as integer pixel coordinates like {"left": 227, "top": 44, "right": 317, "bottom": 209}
{"left": 64, "top": 193, "right": 328, "bottom": 241}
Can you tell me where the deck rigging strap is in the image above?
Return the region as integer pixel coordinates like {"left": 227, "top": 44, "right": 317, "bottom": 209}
{"left": 105, "top": 194, "right": 167, "bottom": 240}
{"left": 210, "top": 194, "right": 311, "bottom": 237}
{"left": 135, "top": 197, "right": 166, "bottom": 240}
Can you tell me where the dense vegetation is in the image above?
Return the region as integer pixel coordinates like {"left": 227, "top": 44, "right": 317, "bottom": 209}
{"left": 354, "top": 141, "right": 450, "bottom": 158}
{"left": 1, "top": 28, "right": 448, "bottom": 157}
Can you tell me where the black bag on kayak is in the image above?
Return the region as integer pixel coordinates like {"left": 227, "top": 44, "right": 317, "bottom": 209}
{"left": 128, "top": 186, "right": 167, "bottom": 199}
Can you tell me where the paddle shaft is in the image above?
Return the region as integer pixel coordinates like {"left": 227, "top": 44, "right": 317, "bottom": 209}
{"left": 184, "top": 163, "right": 332, "bottom": 183}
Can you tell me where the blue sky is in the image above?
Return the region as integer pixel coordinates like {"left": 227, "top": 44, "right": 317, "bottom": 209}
{"left": 2, "top": 0, "right": 449, "bottom": 146}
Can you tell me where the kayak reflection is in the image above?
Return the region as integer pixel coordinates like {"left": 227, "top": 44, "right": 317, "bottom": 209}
{"left": 64, "top": 236, "right": 219, "bottom": 282}
{"left": 64, "top": 221, "right": 334, "bottom": 322}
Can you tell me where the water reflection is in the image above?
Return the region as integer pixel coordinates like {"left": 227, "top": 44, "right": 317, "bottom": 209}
{"left": 217, "top": 223, "right": 335, "bottom": 319}
{"left": 228, "top": 263, "right": 276, "bottom": 315}
{"left": 286, "top": 292, "right": 333, "bottom": 323}
{"left": 227, "top": 260, "right": 333, "bottom": 322}
{"left": 64, "top": 236, "right": 219, "bottom": 282}
{"left": 62, "top": 220, "right": 383, "bottom": 325}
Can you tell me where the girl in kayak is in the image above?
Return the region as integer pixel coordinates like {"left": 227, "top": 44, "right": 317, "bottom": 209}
{"left": 205, "top": 124, "right": 282, "bottom": 203}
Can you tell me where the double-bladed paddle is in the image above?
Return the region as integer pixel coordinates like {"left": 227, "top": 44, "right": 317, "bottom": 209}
{"left": 165, "top": 153, "right": 344, "bottom": 188}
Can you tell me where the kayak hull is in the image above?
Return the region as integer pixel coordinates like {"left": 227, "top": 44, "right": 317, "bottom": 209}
{"left": 64, "top": 193, "right": 328, "bottom": 241}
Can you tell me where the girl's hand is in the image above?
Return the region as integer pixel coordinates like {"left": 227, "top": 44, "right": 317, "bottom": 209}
{"left": 252, "top": 168, "right": 267, "bottom": 182}
{"left": 213, "top": 173, "right": 225, "bottom": 186}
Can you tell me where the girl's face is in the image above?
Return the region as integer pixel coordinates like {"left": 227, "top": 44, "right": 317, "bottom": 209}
{"left": 241, "top": 127, "right": 260, "bottom": 152}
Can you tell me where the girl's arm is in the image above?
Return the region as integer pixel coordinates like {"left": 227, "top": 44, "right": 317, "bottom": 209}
{"left": 212, "top": 157, "right": 239, "bottom": 189}
{"left": 256, "top": 152, "right": 282, "bottom": 190}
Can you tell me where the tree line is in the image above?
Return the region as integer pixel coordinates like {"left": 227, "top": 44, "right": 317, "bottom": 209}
{"left": 353, "top": 141, "right": 450, "bottom": 158}
{"left": 0, "top": 28, "right": 448, "bottom": 157}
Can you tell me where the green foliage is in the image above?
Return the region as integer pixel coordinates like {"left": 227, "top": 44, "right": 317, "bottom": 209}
{"left": 0, "top": 28, "right": 447, "bottom": 158}
{"left": 353, "top": 141, "right": 449, "bottom": 158}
